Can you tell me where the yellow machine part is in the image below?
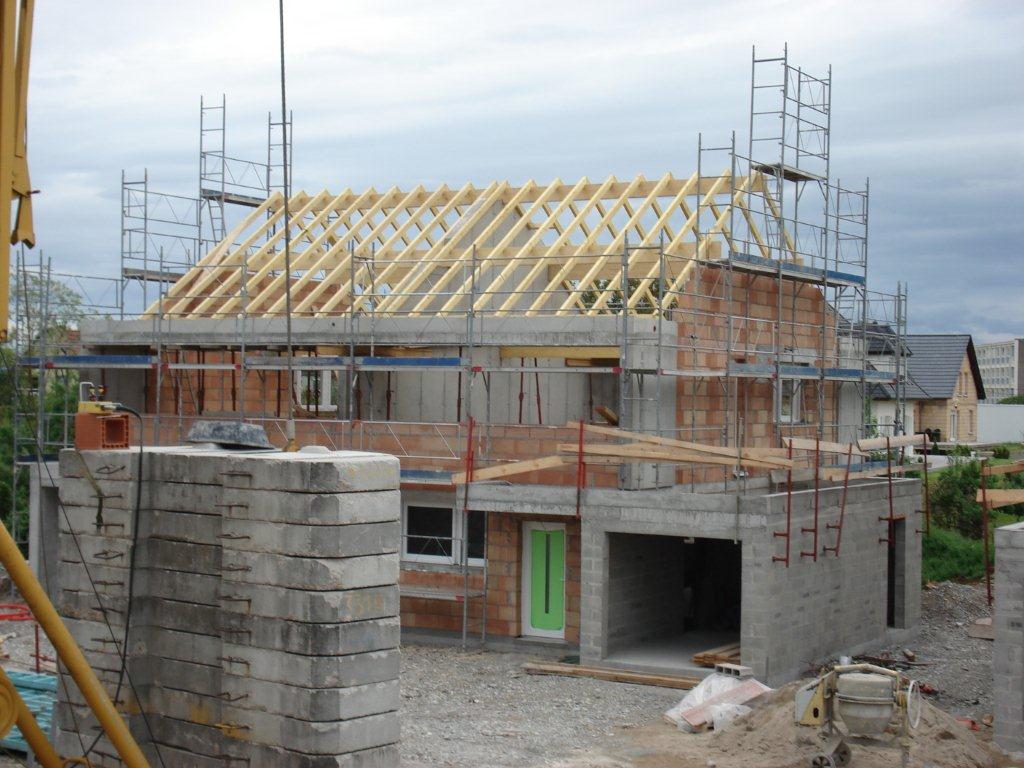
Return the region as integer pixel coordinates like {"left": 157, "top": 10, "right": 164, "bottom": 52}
{"left": 795, "top": 676, "right": 829, "bottom": 726}
{"left": 0, "top": 671, "right": 17, "bottom": 737}
{"left": 77, "top": 400, "right": 114, "bottom": 414}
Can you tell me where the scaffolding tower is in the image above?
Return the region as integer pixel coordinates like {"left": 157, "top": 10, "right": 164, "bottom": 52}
{"left": 122, "top": 96, "right": 292, "bottom": 316}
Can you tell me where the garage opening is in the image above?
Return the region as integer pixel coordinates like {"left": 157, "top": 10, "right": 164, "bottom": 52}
{"left": 604, "top": 533, "right": 741, "bottom": 672}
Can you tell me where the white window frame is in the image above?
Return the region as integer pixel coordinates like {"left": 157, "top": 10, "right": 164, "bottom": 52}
{"left": 779, "top": 378, "right": 804, "bottom": 424}
{"left": 293, "top": 369, "right": 338, "bottom": 413}
{"left": 402, "top": 503, "right": 485, "bottom": 567}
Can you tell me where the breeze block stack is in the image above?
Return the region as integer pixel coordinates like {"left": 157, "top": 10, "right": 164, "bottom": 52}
{"left": 53, "top": 445, "right": 401, "bottom": 767}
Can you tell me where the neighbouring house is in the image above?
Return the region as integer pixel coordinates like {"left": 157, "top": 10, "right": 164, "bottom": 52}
{"left": 977, "top": 338, "right": 1024, "bottom": 403}
{"left": 873, "top": 334, "right": 985, "bottom": 443}
{"left": 29, "top": 53, "right": 922, "bottom": 687}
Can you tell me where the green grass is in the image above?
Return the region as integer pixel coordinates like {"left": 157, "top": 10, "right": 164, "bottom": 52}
{"left": 922, "top": 527, "right": 986, "bottom": 583}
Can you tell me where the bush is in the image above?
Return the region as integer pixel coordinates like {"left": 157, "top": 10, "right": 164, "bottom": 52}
{"left": 922, "top": 527, "right": 986, "bottom": 582}
{"left": 930, "top": 459, "right": 983, "bottom": 538}
{"left": 993, "top": 445, "right": 1011, "bottom": 459}
{"left": 998, "top": 394, "right": 1024, "bottom": 405}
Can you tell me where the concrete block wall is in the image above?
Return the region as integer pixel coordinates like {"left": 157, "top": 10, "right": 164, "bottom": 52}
{"left": 743, "top": 478, "right": 921, "bottom": 684}
{"left": 579, "top": 489, "right": 744, "bottom": 664}
{"left": 53, "top": 446, "right": 401, "bottom": 767}
{"left": 578, "top": 480, "right": 921, "bottom": 686}
{"left": 605, "top": 533, "right": 685, "bottom": 652}
{"left": 994, "top": 521, "right": 1024, "bottom": 757}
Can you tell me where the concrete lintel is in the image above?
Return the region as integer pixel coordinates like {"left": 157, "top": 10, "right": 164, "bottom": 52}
{"left": 468, "top": 482, "right": 764, "bottom": 528}
{"left": 80, "top": 314, "right": 646, "bottom": 349}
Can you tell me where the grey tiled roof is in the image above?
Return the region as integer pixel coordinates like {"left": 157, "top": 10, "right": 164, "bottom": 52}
{"left": 875, "top": 334, "right": 985, "bottom": 401}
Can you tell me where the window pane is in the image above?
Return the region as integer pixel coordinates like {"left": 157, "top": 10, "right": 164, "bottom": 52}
{"left": 406, "top": 506, "right": 453, "bottom": 558}
{"left": 467, "top": 511, "right": 486, "bottom": 560}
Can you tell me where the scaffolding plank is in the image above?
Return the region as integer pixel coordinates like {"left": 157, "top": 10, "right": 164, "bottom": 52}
{"left": 716, "top": 251, "right": 864, "bottom": 287}
{"left": 19, "top": 354, "right": 156, "bottom": 369}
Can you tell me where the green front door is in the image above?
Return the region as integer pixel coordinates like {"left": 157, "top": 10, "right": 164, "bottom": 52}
{"left": 529, "top": 528, "right": 565, "bottom": 632}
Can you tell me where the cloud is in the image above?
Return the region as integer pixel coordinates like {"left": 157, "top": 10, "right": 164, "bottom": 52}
{"left": 22, "top": 0, "right": 1024, "bottom": 337}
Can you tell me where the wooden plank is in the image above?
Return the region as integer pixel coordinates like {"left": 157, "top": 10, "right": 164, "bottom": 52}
{"left": 857, "top": 434, "right": 931, "bottom": 451}
{"left": 499, "top": 346, "right": 619, "bottom": 360}
{"left": 977, "top": 488, "right": 1024, "bottom": 509}
{"left": 557, "top": 441, "right": 787, "bottom": 471}
{"left": 982, "top": 459, "right": 1024, "bottom": 477}
{"left": 567, "top": 421, "right": 792, "bottom": 467}
{"left": 451, "top": 454, "right": 569, "bottom": 485}
{"left": 522, "top": 661, "right": 698, "bottom": 690}
{"left": 691, "top": 641, "right": 741, "bottom": 668}
{"left": 783, "top": 437, "right": 868, "bottom": 457}
{"left": 821, "top": 464, "right": 913, "bottom": 482}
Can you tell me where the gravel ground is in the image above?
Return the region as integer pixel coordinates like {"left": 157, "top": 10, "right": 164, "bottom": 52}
{"left": 0, "top": 582, "right": 1000, "bottom": 766}
{"left": 875, "top": 580, "right": 994, "bottom": 720}
{"left": 400, "top": 644, "right": 681, "bottom": 767}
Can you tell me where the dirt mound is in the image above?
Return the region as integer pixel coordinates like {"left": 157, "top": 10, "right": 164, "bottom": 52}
{"left": 671, "top": 680, "right": 999, "bottom": 768}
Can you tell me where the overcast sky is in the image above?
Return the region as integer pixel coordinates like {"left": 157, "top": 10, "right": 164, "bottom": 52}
{"left": 24, "top": 0, "right": 1024, "bottom": 340}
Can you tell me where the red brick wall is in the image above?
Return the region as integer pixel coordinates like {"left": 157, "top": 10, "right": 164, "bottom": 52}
{"left": 398, "top": 513, "right": 581, "bottom": 643}
{"left": 672, "top": 266, "right": 839, "bottom": 483}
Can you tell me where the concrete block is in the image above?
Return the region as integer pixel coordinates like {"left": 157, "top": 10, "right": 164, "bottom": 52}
{"left": 220, "top": 488, "right": 401, "bottom": 525}
{"left": 219, "top": 677, "right": 399, "bottom": 721}
{"left": 220, "top": 519, "right": 400, "bottom": 557}
{"left": 221, "top": 552, "right": 400, "bottom": 590}
{"left": 219, "top": 707, "right": 398, "bottom": 754}
{"left": 152, "top": 449, "right": 400, "bottom": 493}
{"left": 217, "top": 615, "right": 400, "bottom": 655}
{"left": 220, "top": 646, "right": 399, "bottom": 688}
{"left": 220, "top": 583, "right": 398, "bottom": 623}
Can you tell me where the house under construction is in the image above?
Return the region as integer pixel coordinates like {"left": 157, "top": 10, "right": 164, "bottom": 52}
{"left": 19, "top": 48, "right": 920, "bottom": 685}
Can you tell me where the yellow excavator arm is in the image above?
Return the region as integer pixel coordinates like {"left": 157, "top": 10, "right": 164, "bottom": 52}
{"left": 0, "top": 0, "right": 36, "bottom": 341}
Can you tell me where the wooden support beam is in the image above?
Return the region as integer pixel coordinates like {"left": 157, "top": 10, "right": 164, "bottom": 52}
{"left": 982, "top": 460, "right": 1024, "bottom": 477}
{"left": 822, "top": 465, "right": 912, "bottom": 482}
{"left": 857, "top": 434, "right": 931, "bottom": 451}
{"left": 783, "top": 437, "right": 869, "bottom": 457}
{"left": 451, "top": 454, "right": 569, "bottom": 485}
{"left": 557, "top": 441, "right": 788, "bottom": 471}
{"left": 567, "top": 421, "right": 791, "bottom": 466}
{"left": 976, "top": 488, "right": 1024, "bottom": 509}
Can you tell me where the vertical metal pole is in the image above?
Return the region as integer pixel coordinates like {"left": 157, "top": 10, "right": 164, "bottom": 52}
{"left": 979, "top": 460, "right": 993, "bottom": 606}
{"left": 348, "top": 240, "right": 356, "bottom": 424}
{"left": 278, "top": 0, "right": 295, "bottom": 449}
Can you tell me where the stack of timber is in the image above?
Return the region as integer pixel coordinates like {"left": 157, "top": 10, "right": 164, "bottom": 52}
{"left": 692, "top": 641, "right": 741, "bottom": 668}
{"left": 452, "top": 422, "right": 792, "bottom": 485}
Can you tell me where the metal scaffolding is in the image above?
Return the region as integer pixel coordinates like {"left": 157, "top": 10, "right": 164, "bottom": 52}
{"left": 12, "top": 51, "right": 908, "bottom": 644}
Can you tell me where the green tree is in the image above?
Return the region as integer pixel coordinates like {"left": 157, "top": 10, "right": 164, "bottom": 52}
{"left": 0, "top": 273, "right": 85, "bottom": 545}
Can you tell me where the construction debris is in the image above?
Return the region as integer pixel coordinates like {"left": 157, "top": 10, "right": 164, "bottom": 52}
{"left": 692, "top": 642, "right": 742, "bottom": 668}
{"left": 966, "top": 617, "right": 994, "bottom": 640}
{"left": 664, "top": 672, "right": 770, "bottom": 732}
{"left": 521, "top": 661, "right": 698, "bottom": 690}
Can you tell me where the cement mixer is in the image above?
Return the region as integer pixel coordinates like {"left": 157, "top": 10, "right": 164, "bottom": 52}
{"left": 794, "top": 663, "right": 923, "bottom": 768}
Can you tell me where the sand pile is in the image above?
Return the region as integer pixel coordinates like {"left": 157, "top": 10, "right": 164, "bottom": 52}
{"left": 678, "top": 680, "right": 1000, "bottom": 768}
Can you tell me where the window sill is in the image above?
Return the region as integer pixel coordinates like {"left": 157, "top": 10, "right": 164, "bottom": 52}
{"left": 401, "top": 560, "right": 485, "bottom": 575}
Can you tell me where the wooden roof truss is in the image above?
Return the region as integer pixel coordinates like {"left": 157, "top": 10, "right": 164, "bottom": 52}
{"left": 149, "top": 170, "right": 786, "bottom": 320}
